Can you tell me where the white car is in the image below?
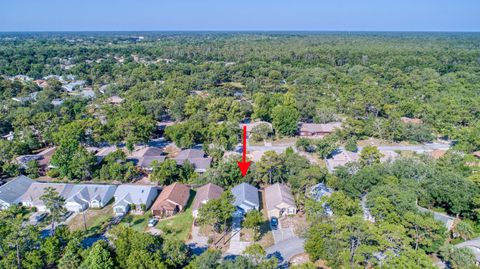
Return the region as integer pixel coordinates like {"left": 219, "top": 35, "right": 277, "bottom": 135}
{"left": 148, "top": 218, "right": 158, "bottom": 227}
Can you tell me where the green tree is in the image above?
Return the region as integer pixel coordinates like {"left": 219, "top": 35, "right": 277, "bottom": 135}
{"left": 25, "top": 160, "right": 39, "bottom": 179}
{"left": 150, "top": 159, "right": 181, "bottom": 185}
{"left": 58, "top": 238, "right": 83, "bottom": 269}
{"left": 359, "top": 145, "right": 383, "bottom": 166}
{"left": 250, "top": 123, "right": 273, "bottom": 142}
{"left": 344, "top": 136, "right": 358, "bottom": 152}
{"left": 271, "top": 105, "right": 299, "bottom": 137}
{"left": 315, "top": 136, "right": 337, "bottom": 158}
{"left": 186, "top": 249, "right": 221, "bottom": 269}
{"left": 243, "top": 210, "right": 263, "bottom": 241}
{"left": 440, "top": 245, "right": 477, "bottom": 269}
{"left": 80, "top": 241, "right": 114, "bottom": 269}
{"left": 162, "top": 239, "right": 189, "bottom": 268}
{"left": 40, "top": 187, "right": 66, "bottom": 234}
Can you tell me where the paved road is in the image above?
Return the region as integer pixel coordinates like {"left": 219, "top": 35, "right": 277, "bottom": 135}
{"left": 266, "top": 236, "right": 305, "bottom": 263}
{"left": 360, "top": 142, "right": 450, "bottom": 153}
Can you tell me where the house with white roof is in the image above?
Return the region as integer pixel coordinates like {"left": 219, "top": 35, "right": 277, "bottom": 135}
{"left": 0, "top": 175, "right": 35, "bottom": 210}
{"left": 65, "top": 184, "right": 117, "bottom": 212}
{"left": 112, "top": 185, "right": 159, "bottom": 215}
{"left": 21, "top": 182, "right": 116, "bottom": 212}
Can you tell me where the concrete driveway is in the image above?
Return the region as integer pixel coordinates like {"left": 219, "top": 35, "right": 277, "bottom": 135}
{"left": 225, "top": 209, "right": 251, "bottom": 255}
{"left": 266, "top": 236, "right": 305, "bottom": 263}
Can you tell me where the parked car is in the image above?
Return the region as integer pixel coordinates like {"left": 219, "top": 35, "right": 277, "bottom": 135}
{"left": 35, "top": 212, "right": 48, "bottom": 222}
{"left": 148, "top": 218, "right": 158, "bottom": 227}
{"left": 270, "top": 217, "right": 278, "bottom": 230}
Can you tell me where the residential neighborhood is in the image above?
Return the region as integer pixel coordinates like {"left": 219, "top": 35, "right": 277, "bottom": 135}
{"left": 1, "top": 8, "right": 480, "bottom": 268}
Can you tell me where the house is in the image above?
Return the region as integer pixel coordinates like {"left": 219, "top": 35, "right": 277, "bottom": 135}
{"left": 21, "top": 182, "right": 115, "bottom": 212}
{"left": 430, "top": 149, "right": 447, "bottom": 159}
{"left": 106, "top": 96, "right": 124, "bottom": 105}
{"left": 65, "top": 184, "right": 116, "bottom": 212}
{"left": 151, "top": 183, "right": 190, "bottom": 218}
{"left": 0, "top": 175, "right": 35, "bottom": 210}
{"left": 21, "top": 183, "right": 72, "bottom": 212}
{"left": 127, "top": 146, "right": 166, "bottom": 171}
{"left": 192, "top": 183, "right": 224, "bottom": 218}
{"left": 455, "top": 238, "right": 480, "bottom": 265}
{"left": 231, "top": 182, "right": 259, "bottom": 213}
{"left": 62, "top": 80, "right": 85, "bottom": 92}
{"left": 241, "top": 121, "right": 273, "bottom": 138}
{"left": 12, "top": 92, "right": 39, "bottom": 103}
{"left": 264, "top": 183, "right": 296, "bottom": 218}
{"left": 34, "top": 79, "right": 49, "bottom": 88}
{"left": 175, "top": 149, "right": 212, "bottom": 173}
{"left": 299, "top": 122, "right": 342, "bottom": 137}
{"left": 15, "top": 147, "right": 56, "bottom": 175}
{"left": 95, "top": 146, "right": 120, "bottom": 162}
{"left": 309, "top": 183, "right": 334, "bottom": 216}
{"left": 51, "top": 99, "right": 64, "bottom": 106}
{"left": 113, "top": 185, "right": 159, "bottom": 215}
{"left": 2, "top": 131, "right": 14, "bottom": 141}
{"left": 325, "top": 149, "right": 359, "bottom": 173}
{"left": 418, "top": 206, "right": 456, "bottom": 231}
{"left": 401, "top": 117, "right": 423, "bottom": 124}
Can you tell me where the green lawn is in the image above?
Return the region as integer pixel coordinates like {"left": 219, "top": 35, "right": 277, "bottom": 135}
{"left": 120, "top": 212, "right": 152, "bottom": 232}
{"left": 155, "top": 190, "right": 195, "bottom": 242}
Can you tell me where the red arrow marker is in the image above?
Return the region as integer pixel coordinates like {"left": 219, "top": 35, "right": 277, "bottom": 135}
{"left": 237, "top": 125, "right": 251, "bottom": 176}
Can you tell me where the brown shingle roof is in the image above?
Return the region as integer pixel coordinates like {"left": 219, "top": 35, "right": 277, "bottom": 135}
{"left": 192, "top": 183, "right": 224, "bottom": 211}
{"left": 152, "top": 182, "right": 190, "bottom": 211}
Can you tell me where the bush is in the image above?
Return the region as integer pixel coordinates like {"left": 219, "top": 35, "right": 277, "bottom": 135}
{"left": 47, "top": 169, "right": 60, "bottom": 178}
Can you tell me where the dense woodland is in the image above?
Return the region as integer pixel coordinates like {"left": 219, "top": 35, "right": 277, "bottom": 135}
{"left": 0, "top": 32, "right": 479, "bottom": 268}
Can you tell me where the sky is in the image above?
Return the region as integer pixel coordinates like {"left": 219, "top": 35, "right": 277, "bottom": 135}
{"left": 1, "top": 0, "right": 479, "bottom": 32}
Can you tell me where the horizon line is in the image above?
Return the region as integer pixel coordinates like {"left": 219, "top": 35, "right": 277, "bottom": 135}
{"left": 1, "top": 29, "right": 480, "bottom": 33}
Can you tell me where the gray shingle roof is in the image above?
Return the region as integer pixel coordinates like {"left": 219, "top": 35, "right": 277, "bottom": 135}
{"left": 231, "top": 183, "right": 259, "bottom": 209}
{"left": 113, "top": 185, "right": 158, "bottom": 206}
{"left": 0, "top": 175, "right": 35, "bottom": 205}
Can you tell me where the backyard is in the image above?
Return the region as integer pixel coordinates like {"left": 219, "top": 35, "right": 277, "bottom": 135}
{"left": 155, "top": 190, "right": 196, "bottom": 242}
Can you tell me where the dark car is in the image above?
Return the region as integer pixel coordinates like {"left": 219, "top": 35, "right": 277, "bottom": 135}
{"left": 270, "top": 217, "right": 278, "bottom": 230}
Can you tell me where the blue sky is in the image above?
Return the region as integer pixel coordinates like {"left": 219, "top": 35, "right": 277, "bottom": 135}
{"left": 1, "top": 0, "right": 479, "bottom": 31}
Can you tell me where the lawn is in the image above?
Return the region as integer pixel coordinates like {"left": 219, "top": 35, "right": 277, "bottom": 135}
{"left": 68, "top": 204, "right": 113, "bottom": 233}
{"left": 120, "top": 212, "right": 153, "bottom": 232}
{"left": 155, "top": 190, "right": 195, "bottom": 242}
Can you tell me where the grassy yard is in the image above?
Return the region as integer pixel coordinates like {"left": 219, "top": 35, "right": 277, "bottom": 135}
{"left": 155, "top": 190, "right": 196, "bottom": 242}
{"left": 120, "top": 212, "right": 153, "bottom": 232}
{"left": 68, "top": 204, "right": 113, "bottom": 233}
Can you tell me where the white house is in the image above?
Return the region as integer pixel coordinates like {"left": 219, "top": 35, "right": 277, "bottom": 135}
{"left": 112, "top": 185, "right": 159, "bottom": 215}
{"left": 0, "top": 175, "right": 35, "bottom": 210}
{"left": 65, "top": 184, "right": 117, "bottom": 212}
{"left": 21, "top": 182, "right": 116, "bottom": 212}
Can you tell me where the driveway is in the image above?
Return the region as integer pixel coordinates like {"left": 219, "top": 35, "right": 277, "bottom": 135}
{"left": 187, "top": 224, "right": 208, "bottom": 256}
{"left": 266, "top": 236, "right": 305, "bottom": 263}
{"left": 270, "top": 218, "right": 296, "bottom": 244}
{"left": 225, "top": 210, "right": 251, "bottom": 255}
